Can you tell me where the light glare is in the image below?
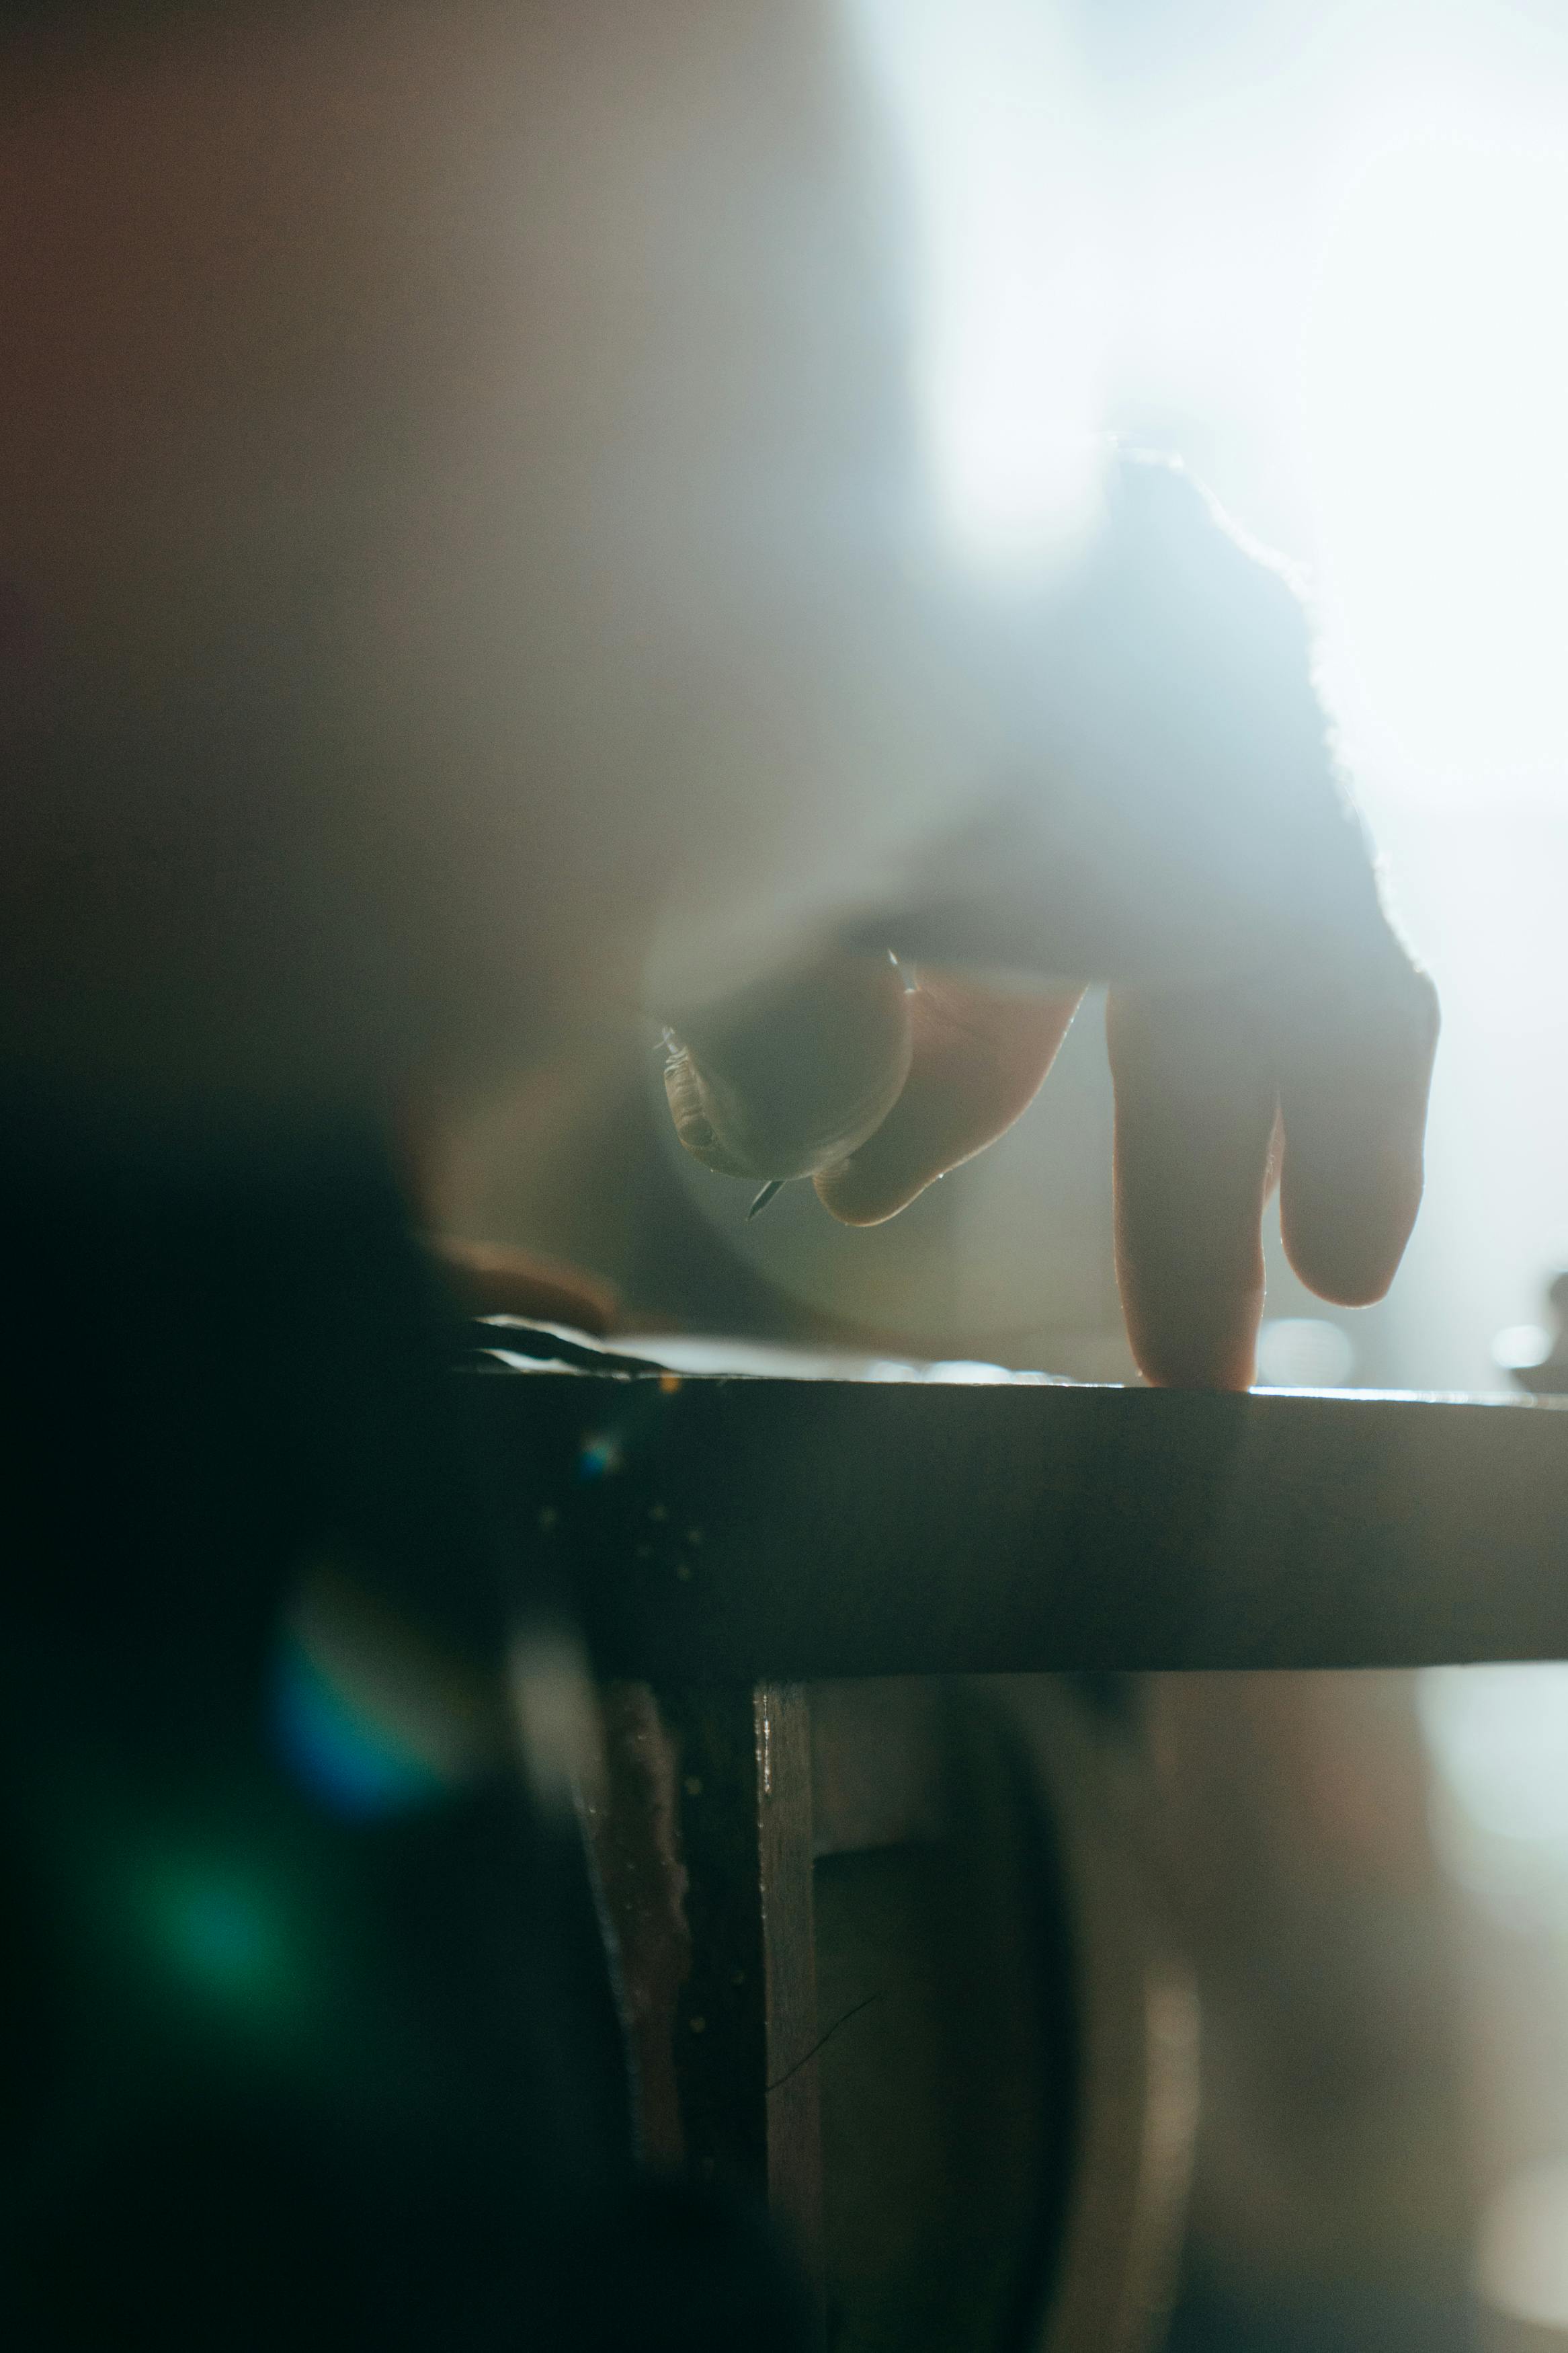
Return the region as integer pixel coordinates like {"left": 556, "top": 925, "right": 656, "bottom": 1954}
{"left": 852, "top": 0, "right": 1107, "bottom": 573}
{"left": 1477, "top": 2159, "right": 1568, "bottom": 2329}
{"left": 1307, "top": 135, "right": 1568, "bottom": 790}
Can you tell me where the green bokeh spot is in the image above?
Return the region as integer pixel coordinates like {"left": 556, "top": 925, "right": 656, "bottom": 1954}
{"left": 140, "top": 1860, "right": 305, "bottom": 2028}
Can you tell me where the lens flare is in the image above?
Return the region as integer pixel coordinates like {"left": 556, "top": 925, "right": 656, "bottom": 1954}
{"left": 272, "top": 1563, "right": 504, "bottom": 1821}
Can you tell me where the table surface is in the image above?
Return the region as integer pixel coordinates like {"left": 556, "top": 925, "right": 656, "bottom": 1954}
{"left": 464, "top": 1331, "right": 1568, "bottom": 1679}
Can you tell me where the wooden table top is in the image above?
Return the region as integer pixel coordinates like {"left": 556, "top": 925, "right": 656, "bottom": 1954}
{"left": 464, "top": 1331, "right": 1568, "bottom": 1679}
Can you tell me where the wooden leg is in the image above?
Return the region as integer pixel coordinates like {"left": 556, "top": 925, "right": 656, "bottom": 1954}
{"left": 658, "top": 1683, "right": 823, "bottom": 2299}
{"left": 757, "top": 1682, "right": 823, "bottom": 2275}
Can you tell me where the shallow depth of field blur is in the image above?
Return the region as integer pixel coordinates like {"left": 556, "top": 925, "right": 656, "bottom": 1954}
{"left": 448, "top": 5, "right": 1568, "bottom": 2340}
{"left": 833, "top": 0, "right": 1568, "bottom": 1402}
{"left": 868, "top": 7, "right": 1568, "bottom": 2340}
{"left": 470, "top": 0, "right": 1568, "bottom": 1398}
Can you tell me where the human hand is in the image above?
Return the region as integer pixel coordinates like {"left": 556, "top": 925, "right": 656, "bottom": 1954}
{"left": 661, "top": 461, "right": 1439, "bottom": 1390}
{"left": 435, "top": 1238, "right": 619, "bottom": 1337}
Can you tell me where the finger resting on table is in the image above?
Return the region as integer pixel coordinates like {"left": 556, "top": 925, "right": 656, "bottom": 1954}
{"left": 434, "top": 1238, "right": 620, "bottom": 1334}
{"left": 1107, "top": 986, "right": 1280, "bottom": 1389}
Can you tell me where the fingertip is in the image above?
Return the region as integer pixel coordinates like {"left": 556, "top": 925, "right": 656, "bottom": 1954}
{"left": 1276, "top": 959, "right": 1437, "bottom": 1307}
{"left": 436, "top": 1237, "right": 620, "bottom": 1334}
{"left": 812, "top": 1152, "right": 925, "bottom": 1226}
{"left": 1108, "top": 986, "right": 1278, "bottom": 1392}
{"left": 812, "top": 977, "right": 1081, "bottom": 1228}
{"left": 1121, "top": 1282, "right": 1265, "bottom": 1390}
{"left": 1279, "top": 1170, "right": 1421, "bottom": 1307}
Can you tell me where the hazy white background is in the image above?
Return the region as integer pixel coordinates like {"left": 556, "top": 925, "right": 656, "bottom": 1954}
{"left": 850, "top": 2, "right": 1568, "bottom": 2331}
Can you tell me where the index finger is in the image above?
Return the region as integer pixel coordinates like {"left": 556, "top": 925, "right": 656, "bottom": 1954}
{"left": 1106, "top": 983, "right": 1280, "bottom": 1389}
